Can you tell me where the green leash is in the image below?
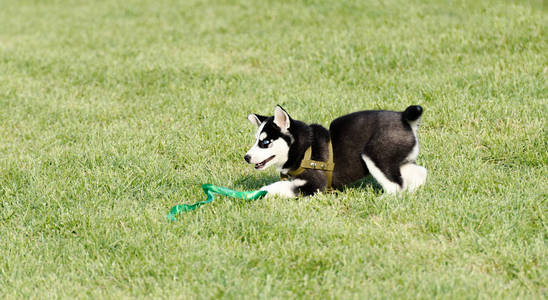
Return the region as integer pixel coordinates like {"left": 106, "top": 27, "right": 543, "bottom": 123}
{"left": 167, "top": 184, "right": 268, "bottom": 221}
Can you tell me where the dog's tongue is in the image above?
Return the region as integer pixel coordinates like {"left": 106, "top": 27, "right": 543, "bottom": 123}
{"left": 255, "top": 155, "right": 274, "bottom": 169}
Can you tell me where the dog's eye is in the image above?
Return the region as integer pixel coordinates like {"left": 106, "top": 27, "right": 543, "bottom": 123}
{"left": 259, "top": 139, "right": 271, "bottom": 148}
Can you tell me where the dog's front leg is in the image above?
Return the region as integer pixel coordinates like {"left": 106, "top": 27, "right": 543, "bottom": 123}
{"left": 260, "top": 179, "right": 306, "bottom": 198}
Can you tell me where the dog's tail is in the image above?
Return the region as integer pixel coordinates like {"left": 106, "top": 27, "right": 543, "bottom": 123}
{"left": 402, "top": 105, "right": 423, "bottom": 130}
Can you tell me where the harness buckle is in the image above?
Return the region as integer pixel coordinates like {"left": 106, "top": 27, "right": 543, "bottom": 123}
{"left": 279, "top": 140, "right": 335, "bottom": 191}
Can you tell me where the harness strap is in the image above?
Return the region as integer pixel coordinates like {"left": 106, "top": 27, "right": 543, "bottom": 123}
{"left": 280, "top": 140, "right": 335, "bottom": 191}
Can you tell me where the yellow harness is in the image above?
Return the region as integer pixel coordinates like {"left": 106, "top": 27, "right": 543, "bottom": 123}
{"left": 280, "top": 140, "right": 335, "bottom": 190}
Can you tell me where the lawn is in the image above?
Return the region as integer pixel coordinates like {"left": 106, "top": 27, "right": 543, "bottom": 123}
{"left": 0, "top": 0, "right": 546, "bottom": 298}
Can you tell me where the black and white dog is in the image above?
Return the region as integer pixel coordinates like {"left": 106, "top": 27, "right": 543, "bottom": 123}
{"left": 244, "top": 105, "right": 427, "bottom": 197}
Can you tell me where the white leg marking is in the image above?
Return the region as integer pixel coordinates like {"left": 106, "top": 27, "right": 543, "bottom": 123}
{"left": 407, "top": 118, "right": 420, "bottom": 136}
{"left": 404, "top": 115, "right": 421, "bottom": 163}
{"left": 260, "top": 179, "right": 306, "bottom": 198}
{"left": 400, "top": 163, "right": 427, "bottom": 192}
{"left": 406, "top": 139, "right": 419, "bottom": 162}
{"left": 361, "top": 154, "right": 401, "bottom": 193}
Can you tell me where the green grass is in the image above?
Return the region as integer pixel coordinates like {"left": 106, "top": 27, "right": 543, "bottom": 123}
{"left": 0, "top": 0, "right": 546, "bottom": 298}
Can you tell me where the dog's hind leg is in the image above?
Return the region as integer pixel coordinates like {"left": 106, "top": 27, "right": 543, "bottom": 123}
{"left": 361, "top": 154, "right": 402, "bottom": 193}
{"left": 400, "top": 163, "right": 427, "bottom": 191}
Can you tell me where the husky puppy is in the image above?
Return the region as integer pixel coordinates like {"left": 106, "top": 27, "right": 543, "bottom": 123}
{"left": 244, "top": 105, "right": 427, "bottom": 197}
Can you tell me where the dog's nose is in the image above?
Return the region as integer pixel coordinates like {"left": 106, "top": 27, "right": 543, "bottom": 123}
{"left": 244, "top": 154, "right": 251, "bottom": 163}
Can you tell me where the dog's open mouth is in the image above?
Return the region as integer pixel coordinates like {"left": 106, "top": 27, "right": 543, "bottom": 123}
{"left": 255, "top": 155, "right": 275, "bottom": 169}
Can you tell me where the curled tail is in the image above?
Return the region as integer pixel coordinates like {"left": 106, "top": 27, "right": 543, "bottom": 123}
{"left": 402, "top": 105, "right": 423, "bottom": 131}
{"left": 403, "top": 105, "right": 423, "bottom": 122}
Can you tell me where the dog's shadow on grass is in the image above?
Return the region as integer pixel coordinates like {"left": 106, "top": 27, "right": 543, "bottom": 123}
{"left": 342, "top": 176, "right": 384, "bottom": 193}
{"left": 233, "top": 175, "right": 280, "bottom": 190}
{"left": 233, "top": 174, "right": 383, "bottom": 193}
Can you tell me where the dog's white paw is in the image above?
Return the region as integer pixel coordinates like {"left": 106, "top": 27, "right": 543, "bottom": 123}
{"left": 401, "top": 163, "right": 427, "bottom": 192}
{"left": 260, "top": 179, "right": 307, "bottom": 198}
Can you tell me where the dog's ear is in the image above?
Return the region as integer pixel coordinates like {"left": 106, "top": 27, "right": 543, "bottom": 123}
{"left": 273, "top": 105, "right": 290, "bottom": 132}
{"left": 247, "top": 114, "right": 267, "bottom": 127}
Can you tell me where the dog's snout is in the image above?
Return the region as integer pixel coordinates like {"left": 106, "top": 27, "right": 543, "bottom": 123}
{"left": 244, "top": 154, "right": 251, "bottom": 163}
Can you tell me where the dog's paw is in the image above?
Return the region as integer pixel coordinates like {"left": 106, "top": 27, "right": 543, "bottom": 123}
{"left": 401, "top": 163, "right": 427, "bottom": 192}
{"left": 260, "top": 181, "right": 297, "bottom": 198}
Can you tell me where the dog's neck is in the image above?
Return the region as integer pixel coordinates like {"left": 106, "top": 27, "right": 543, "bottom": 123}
{"left": 281, "top": 122, "right": 330, "bottom": 173}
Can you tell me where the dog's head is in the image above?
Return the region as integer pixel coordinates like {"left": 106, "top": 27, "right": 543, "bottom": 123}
{"left": 244, "top": 105, "right": 294, "bottom": 171}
